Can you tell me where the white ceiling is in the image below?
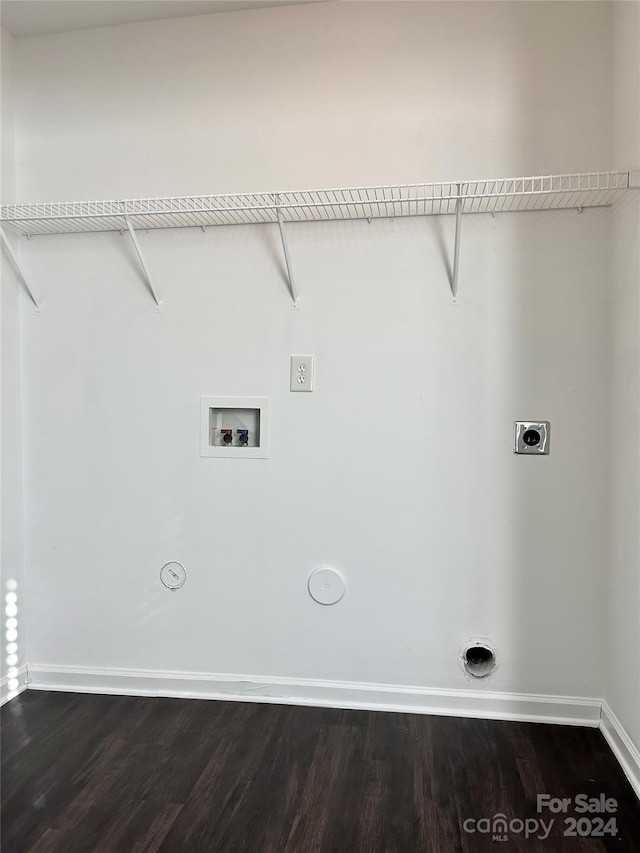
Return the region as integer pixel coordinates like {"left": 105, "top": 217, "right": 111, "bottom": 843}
{"left": 0, "top": 0, "right": 325, "bottom": 38}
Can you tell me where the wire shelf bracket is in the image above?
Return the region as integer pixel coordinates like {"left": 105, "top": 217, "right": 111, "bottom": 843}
{"left": 122, "top": 209, "right": 162, "bottom": 311}
{"left": 450, "top": 183, "right": 463, "bottom": 304}
{"left": 274, "top": 194, "right": 300, "bottom": 308}
{"left": 0, "top": 225, "right": 41, "bottom": 313}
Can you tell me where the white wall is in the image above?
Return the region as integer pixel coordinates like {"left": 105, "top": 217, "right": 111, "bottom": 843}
{"left": 1, "top": 25, "right": 27, "bottom": 694}
{"left": 608, "top": 1, "right": 640, "bottom": 748}
{"left": 10, "top": 2, "right": 615, "bottom": 699}
{"left": 14, "top": 1, "right": 611, "bottom": 199}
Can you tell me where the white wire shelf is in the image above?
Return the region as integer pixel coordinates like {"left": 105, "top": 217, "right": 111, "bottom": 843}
{"left": 1, "top": 170, "right": 635, "bottom": 313}
{"left": 0, "top": 171, "right": 631, "bottom": 236}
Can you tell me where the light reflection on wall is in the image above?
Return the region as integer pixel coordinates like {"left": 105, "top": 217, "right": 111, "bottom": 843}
{"left": 5, "top": 579, "right": 19, "bottom": 700}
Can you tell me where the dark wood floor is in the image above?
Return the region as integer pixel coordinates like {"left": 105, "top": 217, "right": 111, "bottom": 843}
{"left": 2, "top": 691, "right": 639, "bottom": 852}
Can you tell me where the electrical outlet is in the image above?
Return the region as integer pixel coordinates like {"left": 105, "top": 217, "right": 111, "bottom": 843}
{"left": 514, "top": 421, "right": 550, "bottom": 454}
{"left": 290, "top": 355, "right": 314, "bottom": 392}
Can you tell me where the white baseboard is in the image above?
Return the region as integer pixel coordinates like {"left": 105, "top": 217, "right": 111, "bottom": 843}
{"left": 27, "top": 663, "right": 601, "bottom": 727}
{"left": 0, "top": 664, "right": 28, "bottom": 707}
{"left": 16, "top": 666, "right": 640, "bottom": 801}
{"left": 600, "top": 702, "right": 640, "bottom": 799}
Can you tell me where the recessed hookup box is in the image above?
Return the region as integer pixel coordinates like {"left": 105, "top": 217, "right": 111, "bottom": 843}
{"left": 200, "top": 397, "right": 270, "bottom": 459}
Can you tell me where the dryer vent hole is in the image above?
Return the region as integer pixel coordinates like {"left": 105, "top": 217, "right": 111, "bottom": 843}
{"left": 463, "top": 644, "right": 496, "bottom": 678}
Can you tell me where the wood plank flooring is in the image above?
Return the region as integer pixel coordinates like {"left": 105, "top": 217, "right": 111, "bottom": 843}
{"left": 2, "top": 690, "right": 639, "bottom": 852}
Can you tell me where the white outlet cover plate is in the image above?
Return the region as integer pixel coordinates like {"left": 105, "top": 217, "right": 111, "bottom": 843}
{"left": 290, "top": 355, "right": 314, "bottom": 392}
{"left": 308, "top": 566, "right": 346, "bottom": 605}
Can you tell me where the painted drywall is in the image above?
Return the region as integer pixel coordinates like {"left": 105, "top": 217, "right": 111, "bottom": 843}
{"left": 1, "top": 25, "right": 27, "bottom": 693}
{"left": 608, "top": 1, "right": 640, "bottom": 751}
{"left": 11, "top": 2, "right": 614, "bottom": 699}
{"left": 13, "top": 1, "right": 611, "bottom": 199}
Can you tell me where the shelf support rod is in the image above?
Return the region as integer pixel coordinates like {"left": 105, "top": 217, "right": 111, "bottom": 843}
{"left": 274, "top": 194, "right": 299, "bottom": 309}
{"left": 122, "top": 213, "right": 162, "bottom": 310}
{"left": 0, "top": 226, "right": 41, "bottom": 312}
{"left": 451, "top": 183, "right": 463, "bottom": 302}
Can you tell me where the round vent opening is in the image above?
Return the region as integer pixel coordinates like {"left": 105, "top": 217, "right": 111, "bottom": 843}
{"left": 461, "top": 640, "right": 497, "bottom": 679}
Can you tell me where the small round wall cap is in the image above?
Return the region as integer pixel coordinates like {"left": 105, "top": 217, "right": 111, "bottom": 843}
{"left": 160, "top": 561, "right": 187, "bottom": 590}
{"left": 308, "top": 566, "right": 346, "bottom": 606}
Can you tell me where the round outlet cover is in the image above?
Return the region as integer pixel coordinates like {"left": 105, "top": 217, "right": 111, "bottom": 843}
{"left": 160, "top": 561, "right": 187, "bottom": 590}
{"left": 308, "top": 566, "right": 346, "bottom": 606}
